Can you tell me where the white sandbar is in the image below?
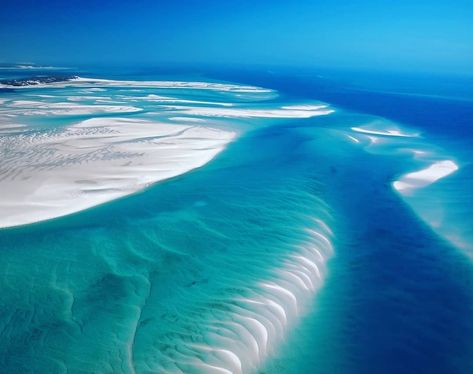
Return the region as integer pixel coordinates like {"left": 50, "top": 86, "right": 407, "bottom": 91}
{"left": 0, "top": 76, "right": 273, "bottom": 94}
{"left": 351, "top": 126, "right": 418, "bottom": 137}
{"left": 393, "top": 160, "right": 459, "bottom": 194}
{"left": 159, "top": 105, "right": 334, "bottom": 118}
{"left": 0, "top": 117, "right": 235, "bottom": 228}
{"left": 4, "top": 100, "right": 142, "bottom": 116}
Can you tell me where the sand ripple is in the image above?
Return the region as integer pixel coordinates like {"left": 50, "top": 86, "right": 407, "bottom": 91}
{"left": 0, "top": 118, "right": 235, "bottom": 228}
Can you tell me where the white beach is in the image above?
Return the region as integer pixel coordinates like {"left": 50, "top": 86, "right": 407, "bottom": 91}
{"left": 0, "top": 117, "right": 235, "bottom": 228}
{"left": 0, "top": 77, "right": 334, "bottom": 229}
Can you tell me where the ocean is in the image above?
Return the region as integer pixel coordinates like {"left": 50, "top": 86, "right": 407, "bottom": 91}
{"left": 0, "top": 65, "right": 472, "bottom": 373}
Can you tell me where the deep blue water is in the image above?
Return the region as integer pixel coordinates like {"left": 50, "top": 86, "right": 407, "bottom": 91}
{"left": 0, "top": 66, "right": 472, "bottom": 373}
{"left": 222, "top": 68, "right": 473, "bottom": 374}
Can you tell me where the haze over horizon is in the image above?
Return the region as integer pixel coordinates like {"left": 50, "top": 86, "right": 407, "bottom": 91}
{"left": 1, "top": 0, "right": 472, "bottom": 75}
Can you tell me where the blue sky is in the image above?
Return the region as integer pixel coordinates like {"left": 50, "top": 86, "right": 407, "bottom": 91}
{"left": 1, "top": 0, "right": 472, "bottom": 73}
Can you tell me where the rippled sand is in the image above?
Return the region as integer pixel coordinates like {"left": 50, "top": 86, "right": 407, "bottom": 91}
{"left": 0, "top": 77, "right": 332, "bottom": 229}
{"left": 0, "top": 117, "right": 235, "bottom": 228}
{"left": 1, "top": 73, "right": 472, "bottom": 374}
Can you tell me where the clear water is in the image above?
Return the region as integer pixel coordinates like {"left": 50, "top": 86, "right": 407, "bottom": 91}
{"left": 0, "top": 66, "right": 472, "bottom": 373}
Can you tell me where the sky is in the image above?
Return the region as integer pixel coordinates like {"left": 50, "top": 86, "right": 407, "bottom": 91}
{"left": 0, "top": 0, "right": 472, "bottom": 74}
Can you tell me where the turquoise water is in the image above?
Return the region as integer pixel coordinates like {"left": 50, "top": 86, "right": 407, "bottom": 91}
{"left": 1, "top": 68, "right": 473, "bottom": 373}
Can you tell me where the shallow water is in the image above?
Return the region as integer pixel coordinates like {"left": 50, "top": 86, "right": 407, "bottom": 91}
{"left": 0, "top": 67, "right": 472, "bottom": 373}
